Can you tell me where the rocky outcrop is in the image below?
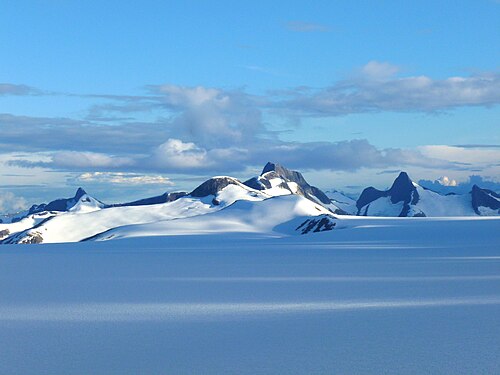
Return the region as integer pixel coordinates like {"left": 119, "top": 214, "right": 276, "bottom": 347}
{"left": 471, "top": 185, "right": 500, "bottom": 215}
{"left": 296, "top": 215, "right": 337, "bottom": 234}
{"left": 190, "top": 177, "right": 242, "bottom": 197}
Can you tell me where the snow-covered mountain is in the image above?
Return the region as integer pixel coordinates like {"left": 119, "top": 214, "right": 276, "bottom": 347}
{"left": 1, "top": 165, "right": 499, "bottom": 244}
{"left": 244, "top": 162, "right": 352, "bottom": 214}
{"left": 356, "top": 172, "right": 500, "bottom": 217}
{"left": 1, "top": 166, "right": 337, "bottom": 244}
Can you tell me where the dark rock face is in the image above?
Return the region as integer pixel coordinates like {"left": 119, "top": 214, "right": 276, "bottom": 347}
{"left": 471, "top": 185, "right": 500, "bottom": 215}
{"left": 190, "top": 177, "right": 240, "bottom": 197}
{"left": 114, "top": 192, "right": 187, "bottom": 207}
{"left": 0, "top": 229, "right": 10, "bottom": 240}
{"left": 357, "top": 172, "right": 419, "bottom": 217}
{"left": 296, "top": 215, "right": 336, "bottom": 234}
{"left": 245, "top": 162, "right": 332, "bottom": 205}
{"left": 28, "top": 187, "right": 89, "bottom": 215}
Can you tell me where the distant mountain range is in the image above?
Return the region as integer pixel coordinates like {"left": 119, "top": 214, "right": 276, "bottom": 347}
{"left": 1, "top": 163, "right": 498, "bottom": 244}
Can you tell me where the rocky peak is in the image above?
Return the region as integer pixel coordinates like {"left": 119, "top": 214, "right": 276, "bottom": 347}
{"left": 261, "top": 162, "right": 308, "bottom": 186}
{"left": 471, "top": 184, "right": 500, "bottom": 215}
{"left": 389, "top": 172, "right": 418, "bottom": 204}
{"left": 74, "top": 187, "right": 87, "bottom": 200}
{"left": 190, "top": 177, "right": 241, "bottom": 197}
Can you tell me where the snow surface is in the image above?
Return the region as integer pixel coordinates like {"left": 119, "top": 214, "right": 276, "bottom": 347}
{"left": 326, "top": 190, "right": 357, "bottom": 214}
{"left": 0, "top": 217, "right": 499, "bottom": 374}
{"left": 91, "top": 195, "right": 329, "bottom": 241}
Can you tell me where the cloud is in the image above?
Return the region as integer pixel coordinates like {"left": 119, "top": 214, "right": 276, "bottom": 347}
{"left": 149, "top": 85, "right": 266, "bottom": 148}
{"left": 418, "top": 145, "right": 500, "bottom": 165}
{"left": 285, "top": 21, "right": 330, "bottom": 33}
{"left": 75, "top": 172, "right": 174, "bottom": 186}
{"left": 436, "top": 176, "right": 458, "bottom": 187}
{"left": 275, "top": 62, "right": 500, "bottom": 116}
{"left": 0, "top": 191, "right": 27, "bottom": 214}
{"left": 8, "top": 151, "right": 135, "bottom": 170}
{"left": 0, "top": 83, "right": 39, "bottom": 96}
{"left": 419, "top": 175, "right": 500, "bottom": 194}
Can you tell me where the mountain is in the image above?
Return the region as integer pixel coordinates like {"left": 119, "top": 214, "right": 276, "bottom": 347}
{"left": 2, "top": 164, "right": 499, "bottom": 245}
{"left": 471, "top": 185, "right": 500, "bottom": 215}
{"left": 357, "top": 172, "right": 422, "bottom": 217}
{"left": 357, "top": 172, "right": 499, "bottom": 217}
{"left": 1, "top": 175, "right": 330, "bottom": 244}
{"left": 244, "top": 162, "right": 352, "bottom": 214}
{"left": 26, "top": 188, "right": 105, "bottom": 216}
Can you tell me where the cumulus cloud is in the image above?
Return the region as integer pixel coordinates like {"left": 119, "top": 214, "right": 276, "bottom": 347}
{"left": 0, "top": 191, "right": 28, "bottom": 214}
{"left": 149, "top": 85, "right": 266, "bottom": 148}
{"left": 437, "top": 176, "right": 458, "bottom": 187}
{"left": 419, "top": 175, "right": 500, "bottom": 194}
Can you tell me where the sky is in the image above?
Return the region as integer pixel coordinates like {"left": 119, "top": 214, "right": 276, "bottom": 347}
{"left": 0, "top": 0, "right": 499, "bottom": 211}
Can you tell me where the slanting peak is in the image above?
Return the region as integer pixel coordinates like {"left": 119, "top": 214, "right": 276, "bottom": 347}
{"left": 190, "top": 176, "right": 242, "bottom": 197}
{"left": 260, "top": 162, "right": 307, "bottom": 185}
{"left": 74, "top": 187, "right": 87, "bottom": 200}
{"left": 262, "top": 162, "right": 279, "bottom": 174}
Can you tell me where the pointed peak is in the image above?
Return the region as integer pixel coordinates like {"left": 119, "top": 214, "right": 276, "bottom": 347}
{"left": 260, "top": 162, "right": 306, "bottom": 183}
{"left": 391, "top": 172, "right": 413, "bottom": 189}
{"left": 261, "top": 161, "right": 279, "bottom": 175}
{"left": 74, "top": 187, "right": 87, "bottom": 200}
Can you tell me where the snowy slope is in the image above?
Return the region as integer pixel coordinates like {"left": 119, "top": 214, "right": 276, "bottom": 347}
{"left": 1, "top": 181, "right": 276, "bottom": 244}
{"left": 88, "top": 195, "right": 332, "bottom": 241}
{"left": 325, "top": 190, "right": 357, "bottom": 215}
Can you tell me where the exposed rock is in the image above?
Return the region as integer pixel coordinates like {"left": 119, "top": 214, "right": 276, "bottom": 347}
{"left": 190, "top": 177, "right": 241, "bottom": 197}
{"left": 471, "top": 185, "right": 500, "bottom": 215}
{"left": 296, "top": 215, "right": 337, "bottom": 234}
{"left": 244, "top": 162, "right": 332, "bottom": 205}
{"left": 357, "top": 172, "right": 419, "bottom": 217}
{"left": 0, "top": 229, "right": 10, "bottom": 240}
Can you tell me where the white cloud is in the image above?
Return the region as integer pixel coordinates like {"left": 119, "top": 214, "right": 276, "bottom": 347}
{"left": 437, "top": 176, "right": 458, "bottom": 187}
{"left": 76, "top": 172, "right": 174, "bottom": 186}
{"left": 285, "top": 21, "right": 330, "bottom": 33}
{"left": 277, "top": 62, "right": 500, "bottom": 115}
{"left": 418, "top": 145, "right": 500, "bottom": 165}
{"left": 0, "top": 191, "right": 27, "bottom": 214}
{"left": 152, "top": 139, "right": 210, "bottom": 169}
{"left": 50, "top": 151, "right": 135, "bottom": 169}
{"left": 359, "top": 61, "right": 401, "bottom": 80}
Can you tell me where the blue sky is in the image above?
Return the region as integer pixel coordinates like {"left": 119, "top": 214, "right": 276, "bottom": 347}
{"left": 0, "top": 0, "right": 499, "bottom": 210}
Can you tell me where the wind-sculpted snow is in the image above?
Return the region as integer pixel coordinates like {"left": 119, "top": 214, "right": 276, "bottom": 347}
{"left": 0, "top": 219, "right": 499, "bottom": 374}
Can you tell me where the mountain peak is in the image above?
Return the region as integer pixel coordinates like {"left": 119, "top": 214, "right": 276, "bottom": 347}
{"left": 74, "top": 187, "right": 87, "bottom": 200}
{"left": 388, "top": 172, "right": 417, "bottom": 204}
{"left": 261, "top": 161, "right": 279, "bottom": 175}
{"left": 190, "top": 176, "right": 241, "bottom": 197}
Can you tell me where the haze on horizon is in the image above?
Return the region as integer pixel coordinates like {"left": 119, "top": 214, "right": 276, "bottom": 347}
{"left": 0, "top": 0, "right": 499, "bottom": 212}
